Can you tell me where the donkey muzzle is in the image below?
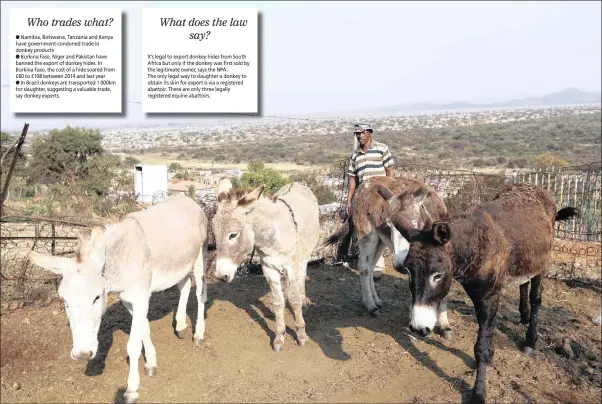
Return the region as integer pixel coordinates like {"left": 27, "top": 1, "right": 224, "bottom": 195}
{"left": 71, "top": 349, "right": 93, "bottom": 361}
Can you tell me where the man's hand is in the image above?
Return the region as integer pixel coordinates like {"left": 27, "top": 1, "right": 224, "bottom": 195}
{"left": 345, "top": 200, "right": 351, "bottom": 215}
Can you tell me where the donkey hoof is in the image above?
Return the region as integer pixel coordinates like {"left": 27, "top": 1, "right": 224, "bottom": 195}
{"left": 297, "top": 337, "right": 308, "bottom": 347}
{"left": 273, "top": 336, "right": 285, "bottom": 352}
{"left": 469, "top": 392, "right": 485, "bottom": 404}
{"left": 523, "top": 346, "right": 535, "bottom": 357}
{"left": 144, "top": 365, "right": 157, "bottom": 377}
{"left": 374, "top": 300, "right": 384, "bottom": 308}
{"left": 302, "top": 297, "right": 314, "bottom": 308}
{"left": 175, "top": 328, "right": 186, "bottom": 339}
{"left": 123, "top": 391, "right": 139, "bottom": 404}
{"left": 443, "top": 329, "right": 453, "bottom": 341}
{"left": 369, "top": 307, "right": 380, "bottom": 317}
{"left": 193, "top": 337, "right": 204, "bottom": 347}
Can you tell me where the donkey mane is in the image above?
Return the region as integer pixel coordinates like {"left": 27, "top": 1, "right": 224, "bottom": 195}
{"left": 217, "top": 186, "right": 290, "bottom": 204}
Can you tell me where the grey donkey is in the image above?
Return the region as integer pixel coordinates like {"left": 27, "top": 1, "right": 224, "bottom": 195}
{"left": 212, "top": 178, "right": 320, "bottom": 351}
{"left": 28, "top": 193, "right": 209, "bottom": 404}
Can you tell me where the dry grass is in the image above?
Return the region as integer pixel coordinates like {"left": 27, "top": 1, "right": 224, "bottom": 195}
{"left": 129, "top": 153, "right": 325, "bottom": 174}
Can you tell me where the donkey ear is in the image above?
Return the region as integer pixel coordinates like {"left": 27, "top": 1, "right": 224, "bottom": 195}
{"left": 28, "top": 251, "right": 75, "bottom": 275}
{"left": 396, "top": 186, "right": 429, "bottom": 208}
{"left": 217, "top": 177, "right": 233, "bottom": 202}
{"left": 75, "top": 226, "right": 107, "bottom": 272}
{"left": 432, "top": 221, "right": 452, "bottom": 245}
{"left": 237, "top": 185, "right": 265, "bottom": 207}
{"left": 389, "top": 211, "right": 420, "bottom": 242}
{"left": 410, "top": 186, "right": 429, "bottom": 204}
{"left": 88, "top": 226, "right": 107, "bottom": 267}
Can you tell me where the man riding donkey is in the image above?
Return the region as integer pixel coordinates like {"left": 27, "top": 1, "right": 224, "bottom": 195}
{"left": 345, "top": 123, "right": 396, "bottom": 279}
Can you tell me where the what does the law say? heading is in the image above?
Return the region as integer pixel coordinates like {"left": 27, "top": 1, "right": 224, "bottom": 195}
{"left": 159, "top": 16, "right": 249, "bottom": 42}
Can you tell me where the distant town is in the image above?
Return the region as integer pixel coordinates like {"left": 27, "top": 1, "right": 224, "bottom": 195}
{"left": 97, "top": 104, "right": 601, "bottom": 151}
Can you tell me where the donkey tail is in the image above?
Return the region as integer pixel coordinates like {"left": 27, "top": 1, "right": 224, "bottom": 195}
{"left": 323, "top": 219, "right": 350, "bottom": 247}
{"left": 555, "top": 207, "right": 579, "bottom": 222}
{"left": 323, "top": 215, "right": 354, "bottom": 262}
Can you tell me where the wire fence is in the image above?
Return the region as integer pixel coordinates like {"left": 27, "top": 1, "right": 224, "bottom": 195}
{"left": 325, "top": 160, "right": 601, "bottom": 284}
{"left": 333, "top": 161, "right": 601, "bottom": 241}
{"left": 1, "top": 161, "right": 600, "bottom": 305}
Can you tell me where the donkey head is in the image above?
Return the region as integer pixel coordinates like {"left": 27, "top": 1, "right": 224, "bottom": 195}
{"left": 376, "top": 184, "right": 454, "bottom": 336}
{"left": 212, "top": 178, "right": 265, "bottom": 283}
{"left": 28, "top": 226, "right": 108, "bottom": 361}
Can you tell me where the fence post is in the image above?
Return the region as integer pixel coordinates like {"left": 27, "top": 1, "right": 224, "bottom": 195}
{"left": 51, "top": 223, "right": 56, "bottom": 256}
{"left": 0, "top": 123, "right": 29, "bottom": 217}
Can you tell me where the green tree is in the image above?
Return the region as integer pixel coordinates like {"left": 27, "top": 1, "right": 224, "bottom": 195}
{"left": 124, "top": 156, "right": 140, "bottom": 166}
{"left": 238, "top": 160, "right": 288, "bottom": 195}
{"left": 28, "top": 126, "right": 104, "bottom": 186}
{"left": 248, "top": 158, "right": 265, "bottom": 172}
{"left": 187, "top": 184, "right": 197, "bottom": 199}
{"left": 532, "top": 153, "right": 569, "bottom": 168}
{"left": 169, "top": 162, "right": 182, "bottom": 171}
{"left": 78, "top": 154, "right": 121, "bottom": 196}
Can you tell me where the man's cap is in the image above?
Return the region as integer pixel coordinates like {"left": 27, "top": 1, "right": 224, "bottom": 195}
{"left": 353, "top": 123, "right": 373, "bottom": 133}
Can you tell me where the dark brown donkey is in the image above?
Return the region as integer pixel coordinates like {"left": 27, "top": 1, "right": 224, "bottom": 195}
{"left": 376, "top": 182, "right": 578, "bottom": 404}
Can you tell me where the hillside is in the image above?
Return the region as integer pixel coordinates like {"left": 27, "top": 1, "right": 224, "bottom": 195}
{"left": 357, "top": 88, "right": 601, "bottom": 115}
{"left": 111, "top": 107, "right": 601, "bottom": 170}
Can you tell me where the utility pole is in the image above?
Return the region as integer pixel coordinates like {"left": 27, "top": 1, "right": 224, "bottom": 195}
{"left": 0, "top": 123, "right": 29, "bottom": 217}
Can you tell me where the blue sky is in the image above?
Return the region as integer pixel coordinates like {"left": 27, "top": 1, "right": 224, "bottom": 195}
{"left": 1, "top": 0, "right": 600, "bottom": 131}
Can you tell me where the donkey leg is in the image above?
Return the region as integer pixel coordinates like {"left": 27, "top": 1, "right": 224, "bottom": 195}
{"left": 519, "top": 282, "right": 530, "bottom": 324}
{"left": 174, "top": 275, "right": 192, "bottom": 339}
{"left": 299, "top": 260, "right": 312, "bottom": 308}
{"left": 467, "top": 289, "right": 500, "bottom": 404}
{"left": 122, "top": 300, "right": 157, "bottom": 377}
{"left": 286, "top": 265, "right": 308, "bottom": 347}
{"left": 523, "top": 274, "right": 543, "bottom": 357}
{"left": 437, "top": 297, "right": 453, "bottom": 341}
{"left": 192, "top": 246, "right": 207, "bottom": 346}
{"left": 358, "top": 235, "right": 379, "bottom": 316}
{"left": 122, "top": 293, "right": 150, "bottom": 404}
{"left": 369, "top": 241, "right": 386, "bottom": 307}
{"left": 263, "top": 266, "right": 287, "bottom": 351}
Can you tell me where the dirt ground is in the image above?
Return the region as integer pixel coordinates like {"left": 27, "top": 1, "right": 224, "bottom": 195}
{"left": 1, "top": 261, "right": 601, "bottom": 404}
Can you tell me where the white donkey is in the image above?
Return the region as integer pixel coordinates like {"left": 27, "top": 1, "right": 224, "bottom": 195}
{"left": 28, "top": 193, "right": 209, "bottom": 404}
{"left": 212, "top": 178, "right": 320, "bottom": 351}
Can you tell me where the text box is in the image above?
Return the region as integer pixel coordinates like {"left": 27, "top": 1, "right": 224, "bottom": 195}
{"left": 9, "top": 8, "right": 122, "bottom": 114}
{"left": 142, "top": 8, "right": 258, "bottom": 114}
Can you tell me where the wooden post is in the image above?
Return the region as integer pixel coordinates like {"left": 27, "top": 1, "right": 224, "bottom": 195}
{"left": 0, "top": 123, "right": 29, "bottom": 217}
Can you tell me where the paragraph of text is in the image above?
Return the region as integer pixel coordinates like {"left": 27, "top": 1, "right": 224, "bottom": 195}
{"left": 142, "top": 8, "right": 258, "bottom": 114}
{"left": 10, "top": 8, "right": 122, "bottom": 113}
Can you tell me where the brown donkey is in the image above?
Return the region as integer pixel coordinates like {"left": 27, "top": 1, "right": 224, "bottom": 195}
{"left": 324, "top": 176, "right": 450, "bottom": 322}
{"left": 377, "top": 182, "right": 578, "bottom": 404}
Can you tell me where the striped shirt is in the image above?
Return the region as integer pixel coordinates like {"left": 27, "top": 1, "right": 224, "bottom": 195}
{"left": 347, "top": 140, "right": 395, "bottom": 183}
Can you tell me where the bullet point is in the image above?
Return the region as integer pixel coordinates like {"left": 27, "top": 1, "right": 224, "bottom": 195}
{"left": 16, "top": 35, "right": 19, "bottom": 39}
{"left": 16, "top": 81, "right": 20, "bottom": 85}
{"left": 16, "top": 55, "right": 20, "bottom": 59}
